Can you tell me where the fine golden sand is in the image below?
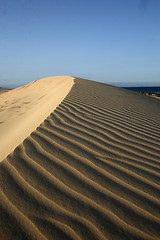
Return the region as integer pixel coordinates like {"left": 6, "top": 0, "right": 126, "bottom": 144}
{"left": 0, "top": 77, "right": 160, "bottom": 240}
{"left": 0, "top": 76, "right": 74, "bottom": 161}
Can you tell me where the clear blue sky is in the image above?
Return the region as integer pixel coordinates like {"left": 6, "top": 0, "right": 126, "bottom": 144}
{"left": 0, "top": 0, "right": 160, "bottom": 87}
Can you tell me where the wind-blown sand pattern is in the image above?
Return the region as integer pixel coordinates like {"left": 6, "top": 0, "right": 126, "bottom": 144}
{"left": 0, "top": 77, "right": 160, "bottom": 240}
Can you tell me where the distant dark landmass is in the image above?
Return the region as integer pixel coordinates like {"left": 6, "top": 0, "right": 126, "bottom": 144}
{"left": 0, "top": 87, "right": 12, "bottom": 95}
{"left": 123, "top": 86, "right": 160, "bottom": 93}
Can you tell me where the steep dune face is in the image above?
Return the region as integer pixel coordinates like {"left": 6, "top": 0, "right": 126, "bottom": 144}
{"left": 0, "top": 76, "right": 74, "bottom": 161}
{"left": 0, "top": 77, "right": 160, "bottom": 240}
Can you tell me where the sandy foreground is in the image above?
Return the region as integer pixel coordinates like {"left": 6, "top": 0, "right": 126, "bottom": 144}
{"left": 0, "top": 76, "right": 160, "bottom": 240}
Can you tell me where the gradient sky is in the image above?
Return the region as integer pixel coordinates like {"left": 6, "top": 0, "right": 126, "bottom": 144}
{"left": 0, "top": 0, "right": 160, "bottom": 87}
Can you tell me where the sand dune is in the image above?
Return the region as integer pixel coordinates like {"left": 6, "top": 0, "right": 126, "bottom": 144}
{"left": 0, "top": 76, "right": 74, "bottom": 161}
{"left": 0, "top": 77, "right": 160, "bottom": 240}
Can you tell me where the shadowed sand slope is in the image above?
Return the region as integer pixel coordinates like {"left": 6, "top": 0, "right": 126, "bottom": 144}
{"left": 0, "top": 78, "right": 160, "bottom": 240}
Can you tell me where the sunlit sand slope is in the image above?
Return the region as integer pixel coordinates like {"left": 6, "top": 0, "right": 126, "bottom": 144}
{"left": 0, "top": 78, "right": 160, "bottom": 240}
{"left": 0, "top": 76, "right": 74, "bottom": 161}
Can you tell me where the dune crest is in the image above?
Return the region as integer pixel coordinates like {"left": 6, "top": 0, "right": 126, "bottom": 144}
{"left": 0, "top": 76, "right": 74, "bottom": 161}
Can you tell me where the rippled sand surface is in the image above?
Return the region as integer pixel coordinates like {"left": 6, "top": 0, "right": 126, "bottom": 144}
{"left": 0, "top": 77, "right": 160, "bottom": 240}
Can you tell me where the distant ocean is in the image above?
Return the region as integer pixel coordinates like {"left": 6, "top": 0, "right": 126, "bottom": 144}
{"left": 123, "top": 87, "right": 160, "bottom": 93}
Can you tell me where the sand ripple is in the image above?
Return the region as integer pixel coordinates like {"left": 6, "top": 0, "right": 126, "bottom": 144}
{"left": 0, "top": 78, "right": 160, "bottom": 240}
